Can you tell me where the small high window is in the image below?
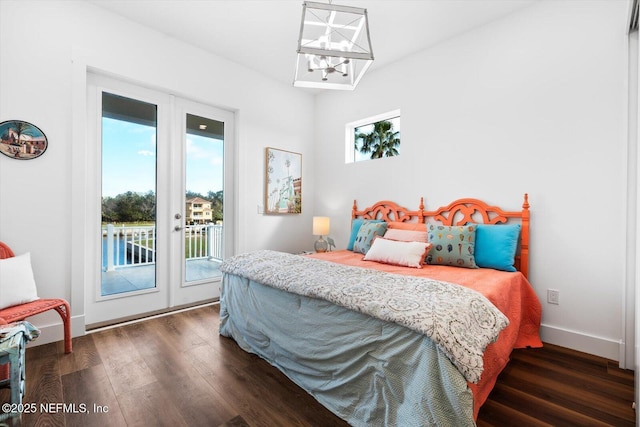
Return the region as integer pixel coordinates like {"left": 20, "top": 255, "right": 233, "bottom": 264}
{"left": 346, "top": 110, "right": 401, "bottom": 163}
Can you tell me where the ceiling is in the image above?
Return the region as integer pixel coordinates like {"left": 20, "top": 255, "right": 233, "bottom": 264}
{"left": 90, "top": 0, "right": 535, "bottom": 89}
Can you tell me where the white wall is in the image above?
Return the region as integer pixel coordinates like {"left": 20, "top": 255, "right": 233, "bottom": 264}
{"left": 314, "top": 1, "right": 630, "bottom": 360}
{"left": 0, "top": 1, "right": 316, "bottom": 344}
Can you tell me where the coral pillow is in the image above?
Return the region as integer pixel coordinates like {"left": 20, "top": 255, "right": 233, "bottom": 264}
{"left": 364, "top": 237, "right": 432, "bottom": 268}
{"left": 0, "top": 252, "right": 39, "bottom": 310}
{"left": 384, "top": 228, "right": 428, "bottom": 243}
{"left": 387, "top": 221, "right": 427, "bottom": 231}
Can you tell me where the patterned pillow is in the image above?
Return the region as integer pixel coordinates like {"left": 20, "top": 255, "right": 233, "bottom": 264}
{"left": 347, "top": 219, "right": 384, "bottom": 251}
{"left": 426, "top": 224, "right": 478, "bottom": 269}
{"left": 353, "top": 221, "right": 388, "bottom": 254}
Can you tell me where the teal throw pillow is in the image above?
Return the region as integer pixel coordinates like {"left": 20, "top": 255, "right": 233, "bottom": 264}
{"left": 426, "top": 224, "right": 478, "bottom": 269}
{"left": 474, "top": 224, "right": 520, "bottom": 272}
{"left": 353, "top": 221, "right": 388, "bottom": 254}
{"left": 348, "top": 219, "right": 384, "bottom": 251}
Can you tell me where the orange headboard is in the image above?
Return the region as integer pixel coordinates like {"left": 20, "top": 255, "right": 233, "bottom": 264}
{"left": 352, "top": 194, "right": 530, "bottom": 278}
{"left": 352, "top": 198, "right": 425, "bottom": 223}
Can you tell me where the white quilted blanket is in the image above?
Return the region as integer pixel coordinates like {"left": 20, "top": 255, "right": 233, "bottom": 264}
{"left": 220, "top": 250, "right": 509, "bottom": 383}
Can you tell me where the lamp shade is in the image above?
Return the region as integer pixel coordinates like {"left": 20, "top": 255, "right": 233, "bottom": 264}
{"left": 313, "top": 216, "right": 330, "bottom": 236}
{"left": 294, "top": 1, "right": 374, "bottom": 90}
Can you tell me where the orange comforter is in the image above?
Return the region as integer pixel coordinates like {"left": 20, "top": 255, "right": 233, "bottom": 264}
{"left": 309, "top": 250, "right": 542, "bottom": 419}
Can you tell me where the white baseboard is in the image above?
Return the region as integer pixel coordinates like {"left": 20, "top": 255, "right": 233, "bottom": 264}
{"left": 25, "top": 314, "right": 85, "bottom": 349}
{"left": 540, "top": 323, "right": 621, "bottom": 362}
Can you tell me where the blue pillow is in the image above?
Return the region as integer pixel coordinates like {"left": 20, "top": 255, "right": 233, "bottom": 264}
{"left": 353, "top": 221, "right": 388, "bottom": 254}
{"left": 426, "top": 224, "right": 478, "bottom": 269}
{"left": 474, "top": 224, "right": 520, "bottom": 272}
{"left": 347, "top": 219, "right": 383, "bottom": 251}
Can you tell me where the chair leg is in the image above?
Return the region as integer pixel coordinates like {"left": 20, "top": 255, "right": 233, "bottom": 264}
{"left": 10, "top": 339, "right": 24, "bottom": 406}
{"left": 54, "top": 303, "right": 72, "bottom": 354}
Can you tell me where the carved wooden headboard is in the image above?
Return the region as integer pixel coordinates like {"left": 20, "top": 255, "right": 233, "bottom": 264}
{"left": 352, "top": 198, "right": 425, "bottom": 223}
{"left": 352, "top": 194, "right": 530, "bottom": 278}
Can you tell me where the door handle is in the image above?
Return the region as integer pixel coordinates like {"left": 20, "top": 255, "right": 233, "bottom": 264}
{"left": 174, "top": 225, "right": 183, "bottom": 231}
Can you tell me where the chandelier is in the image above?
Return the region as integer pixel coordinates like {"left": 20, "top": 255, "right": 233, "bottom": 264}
{"left": 294, "top": 1, "right": 374, "bottom": 90}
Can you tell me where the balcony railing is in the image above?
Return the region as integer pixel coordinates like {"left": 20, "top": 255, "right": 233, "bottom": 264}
{"left": 102, "top": 224, "right": 223, "bottom": 272}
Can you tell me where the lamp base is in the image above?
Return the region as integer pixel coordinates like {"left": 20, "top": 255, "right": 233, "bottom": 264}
{"left": 314, "top": 237, "right": 328, "bottom": 253}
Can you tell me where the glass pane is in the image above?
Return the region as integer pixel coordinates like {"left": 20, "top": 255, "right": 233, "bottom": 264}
{"left": 101, "top": 92, "right": 157, "bottom": 296}
{"left": 354, "top": 116, "right": 401, "bottom": 162}
{"left": 184, "top": 113, "right": 224, "bottom": 283}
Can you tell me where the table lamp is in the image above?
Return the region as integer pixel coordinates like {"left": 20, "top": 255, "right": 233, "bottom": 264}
{"left": 313, "top": 216, "right": 330, "bottom": 253}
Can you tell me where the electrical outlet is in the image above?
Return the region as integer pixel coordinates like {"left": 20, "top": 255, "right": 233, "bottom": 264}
{"left": 547, "top": 289, "right": 560, "bottom": 305}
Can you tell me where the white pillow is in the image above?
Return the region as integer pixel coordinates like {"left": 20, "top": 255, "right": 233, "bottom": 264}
{"left": 363, "top": 237, "right": 432, "bottom": 268}
{"left": 0, "top": 252, "right": 39, "bottom": 310}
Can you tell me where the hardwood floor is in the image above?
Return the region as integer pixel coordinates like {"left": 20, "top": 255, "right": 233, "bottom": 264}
{"left": 0, "top": 304, "right": 635, "bottom": 426}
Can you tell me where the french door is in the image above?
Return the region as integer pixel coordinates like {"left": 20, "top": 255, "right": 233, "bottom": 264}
{"left": 86, "top": 73, "right": 234, "bottom": 326}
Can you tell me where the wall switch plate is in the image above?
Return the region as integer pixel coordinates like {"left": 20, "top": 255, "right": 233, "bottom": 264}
{"left": 547, "top": 289, "right": 560, "bottom": 305}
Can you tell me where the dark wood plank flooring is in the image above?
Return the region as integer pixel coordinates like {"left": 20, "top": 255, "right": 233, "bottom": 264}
{"left": 0, "top": 304, "right": 634, "bottom": 426}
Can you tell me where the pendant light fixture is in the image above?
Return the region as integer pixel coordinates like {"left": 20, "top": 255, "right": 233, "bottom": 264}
{"left": 294, "top": 1, "right": 374, "bottom": 90}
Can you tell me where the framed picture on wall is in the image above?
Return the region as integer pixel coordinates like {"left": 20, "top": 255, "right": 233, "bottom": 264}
{"left": 0, "top": 120, "right": 48, "bottom": 160}
{"left": 265, "top": 147, "right": 302, "bottom": 214}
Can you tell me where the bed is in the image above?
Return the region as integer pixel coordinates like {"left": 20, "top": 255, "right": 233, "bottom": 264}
{"left": 219, "top": 195, "right": 542, "bottom": 426}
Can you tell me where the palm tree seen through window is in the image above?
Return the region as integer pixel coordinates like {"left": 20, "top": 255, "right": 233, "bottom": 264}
{"left": 354, "top": 116, "right": 400, "bottom": 161}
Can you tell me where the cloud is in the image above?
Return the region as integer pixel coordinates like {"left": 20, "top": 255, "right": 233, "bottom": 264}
{"left": 138, "top": 150, "right": 155, "bottom": 157}
{"left": 186, "top": 137, "right": 208, "bottom": 159}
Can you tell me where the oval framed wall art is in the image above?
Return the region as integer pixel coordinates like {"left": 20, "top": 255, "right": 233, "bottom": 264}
{"left": 0, "top": 120, "right": 48, "bottom": 160}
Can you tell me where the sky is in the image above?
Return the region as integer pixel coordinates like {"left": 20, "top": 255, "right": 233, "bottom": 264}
{"left": 101, "top": 118, "right": 223, "bottom": 198}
